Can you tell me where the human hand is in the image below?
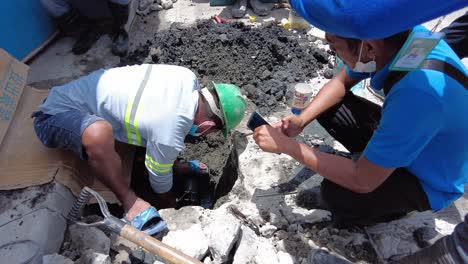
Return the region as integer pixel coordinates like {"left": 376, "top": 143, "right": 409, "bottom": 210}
{"left": 253, "top": 125, "right": 292, "bottom": 153}
{"left": 272, "top": 115, "right": 305, "bottom": 137}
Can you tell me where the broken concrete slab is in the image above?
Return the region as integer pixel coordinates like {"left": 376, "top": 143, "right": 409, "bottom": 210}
{"left": 233, "top": 226, "right": 280, "bottom": 264}
{"left": 366, "top": 210, "right": 456, "bottom": 262}
{"left": 42, "top": 253, "right": 74, "bottom": 264}
{"left": 162, "top": 224, "right": 209, "bottom": 260}
{"left": 237, "top": 135, "right": 299, "bottom": 197}
{"left": 259, "top": 222, "right": 277, "bottom": 238}
{"left": 201, "top": 207, "right": 241, "bottom": 264}
{"left": 159, "top": 206, "right": 205, "bottom": 231}
{"left": 0, "top": 182, "right": 74, "bottom": 263}
{"left": 76, "top": 249, "right": 111, "bottom": 264}
{"left": 68, "top": 224, "right": 111, "bottom": 255}
{"left": 113, "top": 250, "right": 131, "bottom": 264}
{"left": 277, "top": 251, "right": 295, "bottom": 264}
{"left": 285, "top": 208, "right": 331, "bottom": 225}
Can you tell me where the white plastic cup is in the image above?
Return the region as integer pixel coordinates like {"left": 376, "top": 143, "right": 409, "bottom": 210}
{"left": 291, "top": 83, "right": 313, "bottom": 115}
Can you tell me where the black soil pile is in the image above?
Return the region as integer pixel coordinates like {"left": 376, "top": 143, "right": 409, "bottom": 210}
{"left": 122, "top": 20, "right": 331, "bottom": 114}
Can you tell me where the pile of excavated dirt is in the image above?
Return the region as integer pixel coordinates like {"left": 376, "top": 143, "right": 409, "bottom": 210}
{"left": 122, "top": 20, "right": 332, "bottom": 114}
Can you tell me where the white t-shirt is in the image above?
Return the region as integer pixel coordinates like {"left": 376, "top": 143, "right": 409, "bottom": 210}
{"left": 40, "top": 64, "right": 200, "bottom": 193}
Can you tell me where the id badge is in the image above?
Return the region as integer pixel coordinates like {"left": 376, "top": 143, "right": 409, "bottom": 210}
{"left": 390, "top": 31, "right": 444, "bottom": 71}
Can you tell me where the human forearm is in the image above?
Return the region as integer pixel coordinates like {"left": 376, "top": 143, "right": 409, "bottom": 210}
{"left": 298, "top": 68, "right": 358, "bottom": 128}
{"left": 283, "top": 140, "right": 382, "bottom": 193}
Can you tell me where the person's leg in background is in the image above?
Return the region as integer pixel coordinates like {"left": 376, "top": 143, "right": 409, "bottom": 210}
{"left": 298, "top": 92, "right": 431, "bottom": 227}
{"left": 40, "top": 0, "right": 79, "bottom": 33}
{"left": 40, "top": 0, "right": 102, "bottom": 55}
{"left": 441, "top": 11, "right": 468, "bottom": 59}
{"left": 107, "top": 0, "right": 130, "bottom": 56}
{"left": 394, "top": 213, "right": 468, "bottom": 264}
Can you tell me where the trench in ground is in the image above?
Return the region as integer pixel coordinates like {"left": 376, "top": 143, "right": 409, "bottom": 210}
{"left": 130, "top": 135, "right": 239, "bottom": 210}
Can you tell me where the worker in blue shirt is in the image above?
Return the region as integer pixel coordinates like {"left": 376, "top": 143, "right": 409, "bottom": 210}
{"left": 288, "top": 0, "right": 467, "bottom": 39}
{"left": 255, "top": 23, "right": 467, "bottom": 226}
{"left": 254, "top": 2, "right": 467, "bottom": 263}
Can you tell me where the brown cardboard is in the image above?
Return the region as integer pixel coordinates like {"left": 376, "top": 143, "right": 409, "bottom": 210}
{"left": 0, "top": 50, "right": 134, "bottom": 203}
{"left": 0, "top": 49, "right": 29, "bottom": 145}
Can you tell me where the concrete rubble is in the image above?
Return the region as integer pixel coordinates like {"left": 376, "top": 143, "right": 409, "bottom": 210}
{"left": 42, "top": 253, "right": 74, "bottom": 264}
{"left": 75, "top": 250, "right": 111, "bottom": 264}
{"left": 66, "top": 224, "right": 111, "bottom": 256}
{"left": 162, "top": 225, "right": 209, "bottom": 259}
{"left": 0, "top": 183, "right": 75, "bottom": 264}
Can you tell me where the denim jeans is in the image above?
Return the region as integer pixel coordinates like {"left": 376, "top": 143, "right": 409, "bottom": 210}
{"left": 32, "top": 110, "right": 103, "bottom": 160}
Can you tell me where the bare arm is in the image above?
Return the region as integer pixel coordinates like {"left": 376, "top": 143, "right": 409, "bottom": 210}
{"left": 253, "top": 126, "right": 394, "bottom": 193}
{"left": 297, "top": 68, "right": 359, "bottom": 128}
{"left": 284, "top": 140, "right": 394, "bottom": 193}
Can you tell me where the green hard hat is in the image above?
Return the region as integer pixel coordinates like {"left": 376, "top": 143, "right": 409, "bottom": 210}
{"left": 211, "top": 82, "right": 246, "bottom": 137}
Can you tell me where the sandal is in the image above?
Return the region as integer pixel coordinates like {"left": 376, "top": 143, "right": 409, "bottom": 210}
{"left": 123, "top": 207, "right": 167, "bottom": 235}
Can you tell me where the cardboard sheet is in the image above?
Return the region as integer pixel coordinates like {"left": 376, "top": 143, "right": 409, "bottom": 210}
{"left": 0, "top": 50, "right": 134, "bottom": 203}
{"left": 0, "top": 49, "right": 29, "bottom": 145}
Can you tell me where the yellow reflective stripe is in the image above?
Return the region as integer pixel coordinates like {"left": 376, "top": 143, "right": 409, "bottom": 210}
{"left": 124, "top": 99, "right": 135, "bottom": 144}
{"left": 145, "top": 160, "right": 172, "bottom": 173}
{"left": 145, "top": 154, "right": 173, "bottom": 168}
{"left": 124, "top": 65, "right": 152, "bottom": 146}
{"left": 133, "top": 103, "right": 143, "bottom": 146}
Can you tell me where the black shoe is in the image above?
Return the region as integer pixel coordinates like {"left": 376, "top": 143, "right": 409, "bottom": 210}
{"left": 111, "top": 28, "right": 129, "bottom": 57}
{"left": 54, "top": 9, "right": 81, "bottom": 34}
{"left": 392, "top": 237, "right": 455, "bottom": 264}
{"left": 296, "top": 186, "right": 330, "bottom": 210}
{"left": 108, "top": 2, "right": 130, "bottom": 57}
{"left": 72, "top": 26, "right": 102, "bottom": 55}
{"left": 413, "top": 226, "right": 444, "bottom": 248}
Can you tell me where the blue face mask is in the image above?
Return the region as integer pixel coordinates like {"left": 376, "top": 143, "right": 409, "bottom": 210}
{"left": 188, "top": 121, "right": 216, "bottom": 137}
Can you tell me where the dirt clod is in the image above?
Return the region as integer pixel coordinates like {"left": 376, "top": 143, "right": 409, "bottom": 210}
{"left": 122, "top": 20, "right": 329, "bottom": 115}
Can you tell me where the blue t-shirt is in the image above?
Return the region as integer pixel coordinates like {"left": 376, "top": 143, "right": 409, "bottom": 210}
{"left": 346, "top": 27, "right": 468, "bottom": 210}
{"left": 289, "top": 0, "right": 467, "bottom": 39}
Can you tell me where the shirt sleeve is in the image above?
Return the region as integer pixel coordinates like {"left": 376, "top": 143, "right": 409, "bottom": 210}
{"left": 145, "top": 142, "right": 179, "bottom": 193}
{"left": 363, "top": 88, "right": 443, "bottom": 168}
{"left": 289, "top": 0, "right": 466, "bottom": 39}
{"left": 145, "top": 114, "right": 192, "bottom": 193}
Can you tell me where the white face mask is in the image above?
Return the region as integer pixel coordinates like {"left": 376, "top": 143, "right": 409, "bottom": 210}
{"left": 353, "top": 41, "right": 376, "bottom": 73}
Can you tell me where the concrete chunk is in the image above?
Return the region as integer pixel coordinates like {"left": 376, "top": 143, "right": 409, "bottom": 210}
{"left": 202, "top": 208, "right": 241, "bottom": 264}
{"left": 162, "top": 224, "right": 209, "bottom": 260}
{"left": 233, "top": 226, "right": 279, "bottom": 264}
{"left": 76, "top": 250, "right": 111, "bottom": 264}
{"left": 68, "top": 224, "right": 111, "bottom": 255}
{"left": 42, "top": 253, "right": 74, "bottom": 264}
